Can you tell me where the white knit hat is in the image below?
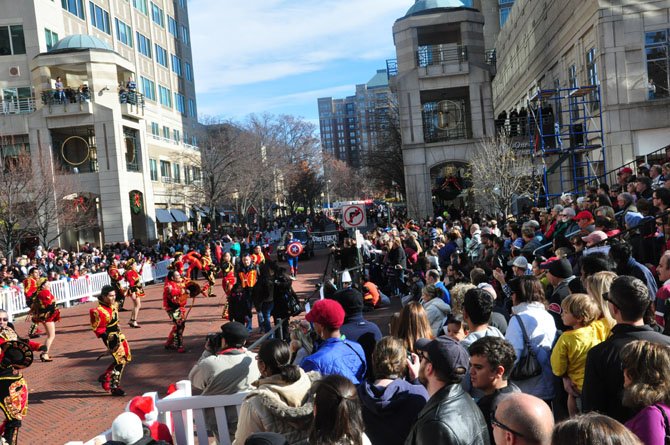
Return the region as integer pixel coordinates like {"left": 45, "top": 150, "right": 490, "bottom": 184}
{"left": 111, "top": 412, "right": 144, "bottom": 444}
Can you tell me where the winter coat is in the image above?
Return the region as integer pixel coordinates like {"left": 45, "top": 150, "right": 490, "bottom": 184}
{"left": 233, "top": 370, "right": 319, "bottom": 445}
{"left": 422, "top": 297, "right": 451, "bottom": 337}
{"left": 358, "top": 379, "right": 429, "bottom": 445}
{"left": 301, "top": 337, "right": 367, "bottom": 385}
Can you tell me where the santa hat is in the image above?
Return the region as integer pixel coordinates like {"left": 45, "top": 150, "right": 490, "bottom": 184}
{"left": 111, "top": 412, "right": 144, "bottom": 443}
{"left": 128, "top": 395, "right": 158, "bottom": 424}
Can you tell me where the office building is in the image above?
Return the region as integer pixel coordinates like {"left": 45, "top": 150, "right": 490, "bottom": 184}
{"left": 318, "top": 69, "right": 392, "bottom": 168}
{"left": 0, "top": 0, "right": 201, "bottom": 246}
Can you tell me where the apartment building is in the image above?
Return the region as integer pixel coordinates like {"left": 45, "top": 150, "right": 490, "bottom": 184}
{"left": 0, "top": 0, "right": 201, "bottom": 246}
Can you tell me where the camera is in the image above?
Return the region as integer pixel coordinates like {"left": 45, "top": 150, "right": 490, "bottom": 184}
{"left": 206, "top": 332, "right": 223, "bottom": 350}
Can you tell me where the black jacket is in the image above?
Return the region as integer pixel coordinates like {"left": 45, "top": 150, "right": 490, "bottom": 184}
{"left": 404, "top": 383, "right": 490, "bottom": 445}
{"left": 582, "top": 324, "right": 670, "bottom": 422}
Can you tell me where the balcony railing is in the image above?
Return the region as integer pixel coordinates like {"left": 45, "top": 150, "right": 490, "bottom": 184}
{"left": 119, "top": 91, "right": 145, "bottom": 112}
{"left": 150, "top": 134, "right": 200, "bottom": 151}
{"left": 41, "top": 88, "right": 91, "bottom": 106}
{"left": 0, "top": 98, "right": 36, "bottom": 115}
{"left": 417, "top": 45, "right": 468, "bottom": 68}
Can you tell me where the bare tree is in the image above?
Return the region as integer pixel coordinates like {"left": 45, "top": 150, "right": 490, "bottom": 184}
{"left": 187, "top": 117, "right": 250, "bottom": 228}
{"left": 469, "top": 135, "right": 539, "bottom": 217}
{"left": 32, "top": 149, "right": 98, "bottom": 248}
{"left": 362, "top": 96, "right": 406, "bottom": 199}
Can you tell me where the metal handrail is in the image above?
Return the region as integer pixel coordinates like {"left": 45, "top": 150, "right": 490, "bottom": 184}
{"left": 546, "top": 143, "right": 670, "bottom": 206}
{"left": 42, "top": 88, "right": 91, "bottom": 105}
{"left": 417, "top": 44, "right": 468, "bottom": 68}
{"left": 0, "top": 98, "right": 35, "bottom": 115}
{"left": 248, "top": 319, "right": 283, "bottom": 350}
{"left": 532, "top": 229, "right": 582, "bottom": 256}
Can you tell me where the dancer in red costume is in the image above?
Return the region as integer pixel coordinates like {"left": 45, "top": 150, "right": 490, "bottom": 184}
{"left": 90, "top": 285, "right": 131, "bottom": 396}
{"left": 30, "top": 278, "right": 59, "bottom": 362}
{"left": 220, "top": 251, "right": 236, "bottom": 319}
{"left": 123, "top": 258, "right": 146, "bottom": 328}
{"left": 0, "top": 337, "right": 33, "bottom": 445}
{"left": 22, "top": 267, "right": 42, "bottom": 338}
{"left": 163, "top": 270, "right": 188, "bottom": 353}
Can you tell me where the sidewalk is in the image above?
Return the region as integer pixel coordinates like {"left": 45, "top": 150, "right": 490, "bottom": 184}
{"left": 21, "top": 253, "right": 326, "bottom": 444}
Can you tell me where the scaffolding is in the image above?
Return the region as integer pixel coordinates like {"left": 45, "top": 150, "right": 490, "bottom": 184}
{"left": 527, "top": 84, "right": 606, "bottom": 205}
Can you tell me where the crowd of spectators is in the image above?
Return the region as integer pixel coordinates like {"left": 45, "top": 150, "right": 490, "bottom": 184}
{"left": 92, "top": 165, "right": 670, "bottom": 444}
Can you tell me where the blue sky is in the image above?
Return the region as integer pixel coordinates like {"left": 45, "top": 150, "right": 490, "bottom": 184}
{"left": 189, "top": 0, "right": 411, "bottom": 125}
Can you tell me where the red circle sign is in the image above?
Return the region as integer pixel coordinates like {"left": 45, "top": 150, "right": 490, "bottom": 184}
{"left": 287, "top": 241, "right": 303, "bottom": 257}
{"left": 343, "top": 205, "right": 365, "bottom": 227}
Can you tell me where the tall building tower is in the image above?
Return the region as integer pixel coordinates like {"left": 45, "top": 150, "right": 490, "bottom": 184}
{"left": 0, "top": 0, "right": 201, "bottom": 246}
{"left": 390, "top": 0, "right": 495, "bottom": 217}
{"left": 318, "top": 69, "right": 392, "bottom": 168}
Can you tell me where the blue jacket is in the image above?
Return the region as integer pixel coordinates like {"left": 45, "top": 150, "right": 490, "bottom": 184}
{"left": 300, "top": 337, "right": 367, "bottom": 384}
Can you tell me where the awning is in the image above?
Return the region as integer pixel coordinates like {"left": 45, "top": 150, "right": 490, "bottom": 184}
{"left": 170, "top": 209, "right": 189, "bottom": 223}
{"left": 194, "top": 206, "right": 207, "bottom": 217}
{"left": 155, "top": 209, "right": 175, "bottom": 224}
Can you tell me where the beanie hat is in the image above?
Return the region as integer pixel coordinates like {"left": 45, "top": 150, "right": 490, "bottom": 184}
{"left": 331, "top": 288, "right": 364, "bottom": 316}
{"left": 305, "top": 299, "right": 345, "bottom": 329}
{"left": 541, "top": 258, "right": 573, "bottom": 279}
{"left": 128, "top": 395, "right": 158, "bottom": 424}
{"left": 111, "top": 412, "right": 144, "bottom": 444}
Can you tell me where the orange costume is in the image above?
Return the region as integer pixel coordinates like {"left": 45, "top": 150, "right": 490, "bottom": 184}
{"left": 22, "top": 277, "right": 40, "bottom": 338}
{"left": 182, "top": 251, "right": 203, "bottom": 280}
{"left": 90, "top": 294, "right": 131, "bottom": 396}
{"left": 163, "top": 278, "right": 187, "bottom": 352}
{"left": 108, "top": 263, "right": 126, "bottom": 309}
{"left": 31, "top": 288, "right": 60, "bottom": 324}
{"left": 123, "top": 262, "right": 145, "bottom": 299}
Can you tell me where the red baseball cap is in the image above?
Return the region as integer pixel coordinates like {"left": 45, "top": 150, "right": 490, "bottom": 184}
{"left": 305, "top": 299, "right": 345, "bottom": 329}
{"left": 617, "top": 167, "right": 633, "bottom": 175}
{"left": 573, "top": 210, "right": 593, "bottom": 221}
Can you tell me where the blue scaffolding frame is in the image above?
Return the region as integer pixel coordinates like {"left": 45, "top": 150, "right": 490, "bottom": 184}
{"left": 527, "top": 84, "right": 606, "bottom": 205}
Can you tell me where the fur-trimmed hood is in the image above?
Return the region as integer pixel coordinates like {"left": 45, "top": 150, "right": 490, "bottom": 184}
{"left": 247, "top": 370, "right": 320, "bottom": 421}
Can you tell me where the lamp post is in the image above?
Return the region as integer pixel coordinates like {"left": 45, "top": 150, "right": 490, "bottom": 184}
{"left": 326, "top": 179, "right": 331, "bottom": 215}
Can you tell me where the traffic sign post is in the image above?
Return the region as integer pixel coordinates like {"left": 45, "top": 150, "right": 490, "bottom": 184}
{"left": 342, "top": 204, "right": 367, "bottom": 228}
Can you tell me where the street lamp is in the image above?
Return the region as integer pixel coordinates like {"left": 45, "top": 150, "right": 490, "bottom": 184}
{"left": 326, "top": 179, "right": 331, "bottom": 214}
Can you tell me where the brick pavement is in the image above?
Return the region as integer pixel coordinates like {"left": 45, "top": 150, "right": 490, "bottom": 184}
{"left": 21, "top": 251, "right": 329, "bottom": 445}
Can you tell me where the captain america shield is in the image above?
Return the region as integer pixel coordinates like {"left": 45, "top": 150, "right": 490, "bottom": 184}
{"left": 286, "top": 241, "right": 303, "bottom": 258}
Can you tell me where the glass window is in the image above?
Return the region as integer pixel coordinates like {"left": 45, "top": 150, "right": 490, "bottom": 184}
{"left": 62, "top": 0, "right": 85, "bottom": 19}
{"left": 158, "top": 85, "right": 171, "bottom": 107}
{"left": 174, "top": 93, "right": 185, "bottom": 113}
{"left": 171, "top": 54, "right": 182, "bottom": 76}
{"left": 188, "top": 98, "right": 196, "bottom": 118}
{"left": 646, "top": 30, "right": 670, "bottom": 100}
{"left": 586, "top": 48, "right": 598, "bottom": 85}
{"left": 160, "top": 160, "right": 170, "bottom": 177}
{"left": 172, "top": 163, "right": 180, "bottom": 182}
{"left": 45, "top": 29, "right": 59, "bottom": 51}
{"left": 0, "top": 25, "right": 26, "bottom": 56}
{"left": 184, "top": 165, "right": 191, "bottom": 184}
{"left": 149, "top": 159, "right": 158, "bottom": 181}
{"left": 178, "top": 0, "right": 186, "bottom": 8}
{"left": 185, "top": 62, "right": 193, "bottom": 81}
{"left": 151, "top": 2, "right": 164, "bottom": 27}
{"left": 115, "top": 19, "right": 132, "bottom": 47}
{"left": 136, "top": 32, "right": 151, "bottom": 58}
{"left": 132, "top": 0, "right": 148, "bottom": 15}
{"left": 162, "top": 126, "right": 170, "bottom": 139}
{"left": 180, "top": 25, "right": 189, "bottom": 45}
{"left": 89, "top": 2, "right": 111, "bottom": 34}
{"left": 140, "top": 76, "right": 155, "bottom": 100}
{"left": 150, "top": 122, "right": 159, "bottom": 136}
{"left": 167, "top": 16, "right": 178, "bottom": 37}
{"left": 155, "top": 44, "right": 168, "bottom": 67}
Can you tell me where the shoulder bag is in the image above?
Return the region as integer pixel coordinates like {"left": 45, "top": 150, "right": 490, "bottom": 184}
{"left": 510, "top": 314, "right": 542, "bottom": 381}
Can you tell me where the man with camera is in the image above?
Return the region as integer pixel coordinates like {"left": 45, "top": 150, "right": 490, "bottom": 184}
{"left": 188, "top": 321, "right": 260, "bottom": 440}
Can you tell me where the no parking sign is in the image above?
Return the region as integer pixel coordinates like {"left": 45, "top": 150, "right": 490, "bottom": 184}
{"left": 342, "top": 205, "right": 367, "bottom": 228}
